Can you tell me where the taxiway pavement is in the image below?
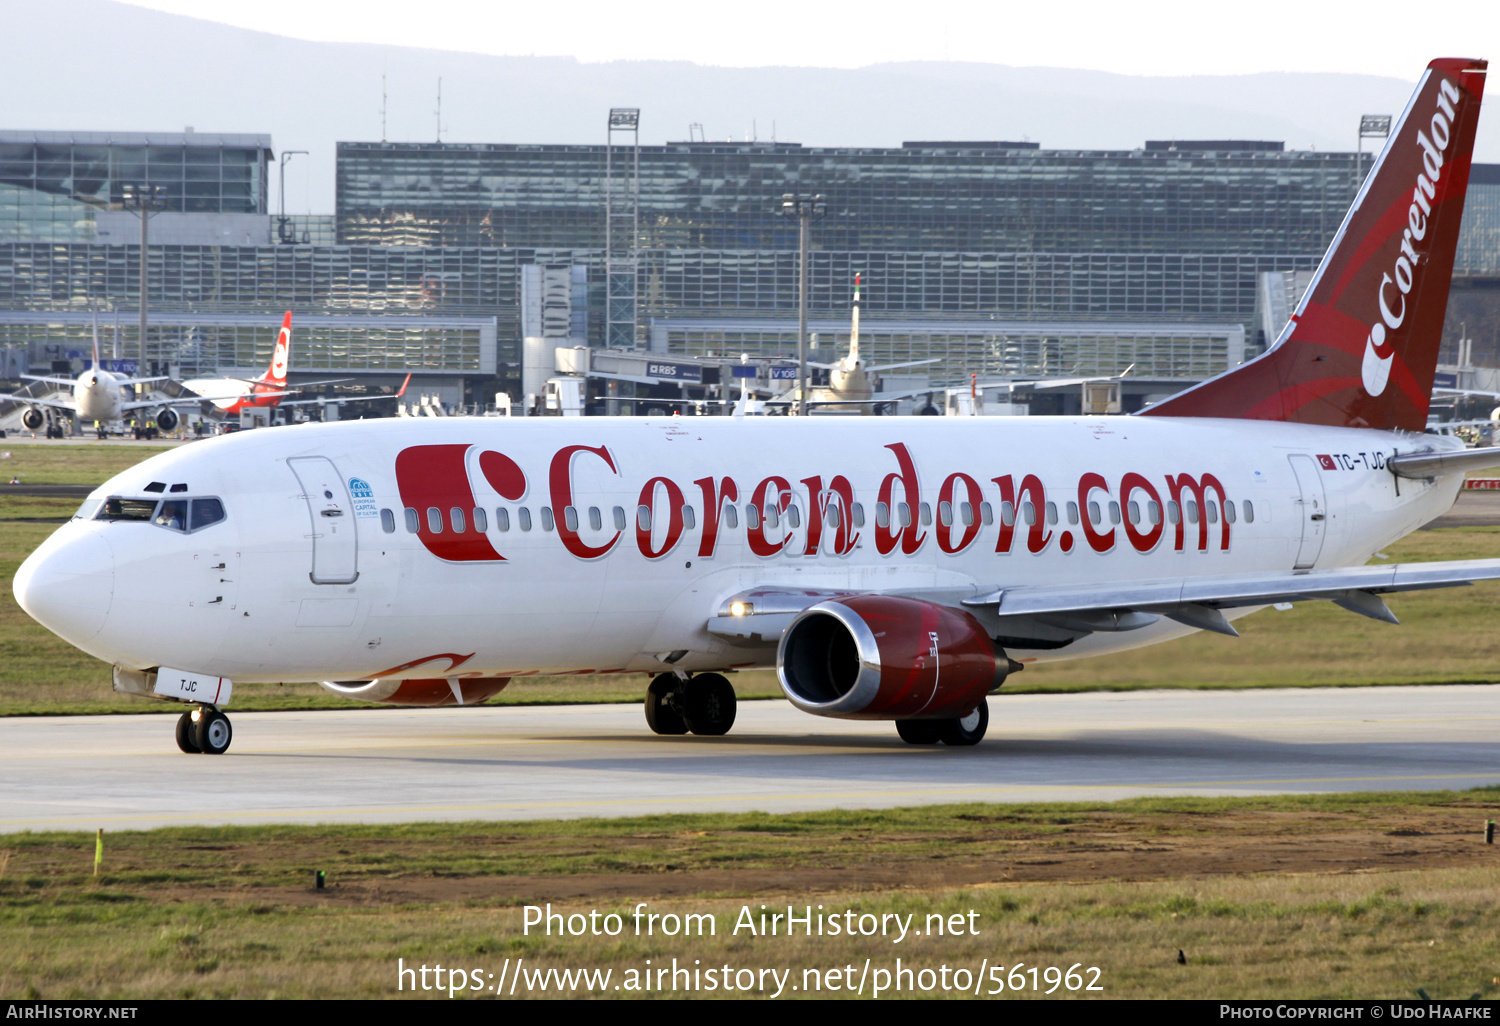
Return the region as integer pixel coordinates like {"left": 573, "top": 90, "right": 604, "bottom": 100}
{"left": 2, "top": 685, "right": 1498, "bottom": 832}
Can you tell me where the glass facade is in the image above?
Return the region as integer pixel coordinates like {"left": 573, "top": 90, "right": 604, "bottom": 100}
{"left": 0, "top": 132, "right": 270, "bottom": 243}
{"left": 336, "top": 141, "right": 1367, "bottom": 255}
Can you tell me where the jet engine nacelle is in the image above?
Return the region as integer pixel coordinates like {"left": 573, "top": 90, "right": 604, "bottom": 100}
{"left": 778, "top": 595, "right": 1004, "bottom": 719}
{"left": 154, "top": 408, "right": 179, "bottom": 432}
{"left": 318, "top": 676, "right": 511, "bottom": 707}
{"left": 20, "top": 407, "right": 44, "bottom": 430}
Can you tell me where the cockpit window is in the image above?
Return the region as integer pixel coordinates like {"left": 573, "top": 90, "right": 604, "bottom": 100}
{"left": 190, "top": 498, "right": 225, "bottom": 531}
{"left": 96, "top": 498, "right": 158, "bottom": 522}
{"left": 93, "top": 495, "right": 227, "bottom": 533}
{"left": 154, "top": 500, "right": 188, "bottom": 531}
{"left": 73, "top": 498, "right": 102, "bottom": 521}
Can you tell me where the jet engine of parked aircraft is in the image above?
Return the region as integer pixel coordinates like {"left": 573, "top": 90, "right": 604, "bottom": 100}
{"left": 20, "top": 408, "right": 44, "bottom": 431}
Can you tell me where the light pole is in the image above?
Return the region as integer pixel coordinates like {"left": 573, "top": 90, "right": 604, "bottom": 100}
{"left": 278, "top": 150, "right": 308, "bottom": 244}
{"left": 780, "top": 193, "right": 827, "bottom": 416}
{"left": 120, "top": 183, "right": 168, "bottom": 374}
{"left": 1356, "top": 115, "right": 1391, "bottom": 190}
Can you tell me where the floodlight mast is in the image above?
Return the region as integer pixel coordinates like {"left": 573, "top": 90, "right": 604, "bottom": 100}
{"left": 780, "top": 193, "right": 827, "bottom": 415}
{"left": 120, "top": 183, "right": 168, "bottom": 374}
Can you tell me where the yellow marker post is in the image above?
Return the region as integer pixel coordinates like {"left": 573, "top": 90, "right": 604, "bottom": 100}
{"left": 93, "top": 828, "right": 102, "bottom": 877}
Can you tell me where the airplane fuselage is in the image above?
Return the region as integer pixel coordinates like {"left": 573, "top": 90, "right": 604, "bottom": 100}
{"left": 71, "top": 368, "right": 126, "bottom": 424}
{"left": 17, "top": 416, "right": 1460, "bottom": 686}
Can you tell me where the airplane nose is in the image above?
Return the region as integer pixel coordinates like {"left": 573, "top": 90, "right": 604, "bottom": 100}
{"left": 13, "top": 530, "right": 115, "bottom": 644}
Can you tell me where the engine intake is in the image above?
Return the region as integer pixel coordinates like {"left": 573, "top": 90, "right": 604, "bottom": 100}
{"left": 154, "top": 408, "right": 179, "bottom": 432}
{"left": 21, "top": 407, "right": 44, "bottom": 430}
{"left": 778, "top": 595, "right": 1004, "bottom": 719}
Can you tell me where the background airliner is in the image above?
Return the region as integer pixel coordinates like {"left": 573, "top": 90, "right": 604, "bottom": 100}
{"left": 12, "top": 58, "right": 1494, "bottom": 757}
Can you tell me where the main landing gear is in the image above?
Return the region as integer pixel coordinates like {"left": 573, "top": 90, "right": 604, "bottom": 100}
{"left": 175, "top": 705, "right": 233, "bottom": 755}
{"left": 645, "top": 672, "right": 737, "bottom": 737}
{"left": 895, "top": 699, "right": 989, "bottom": 747}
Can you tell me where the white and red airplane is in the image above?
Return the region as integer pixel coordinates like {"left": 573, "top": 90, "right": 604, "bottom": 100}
{"left": 12, "top": 58, "right": 1495, "bottom": 756}
{"left": 181, "top": 312, "right": 410, "bottom": 417}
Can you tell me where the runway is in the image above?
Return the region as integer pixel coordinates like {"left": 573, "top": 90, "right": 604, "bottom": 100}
{"left": 3, "top": 685, "right": 1498, "bottom": 833}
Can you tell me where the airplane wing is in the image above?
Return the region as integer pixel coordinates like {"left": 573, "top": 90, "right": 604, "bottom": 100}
{"left": 273, "top": 373, "right": 411, "bottom": 407}
{"left": 868, "top": 359, "right": 940, "bottom": 372}
{"left": 706, "top": 558, "right": 1500, "bottom": 646}
{"left": 3, "top": 394, "right": 77, "bottom": 410}
{"left": 19, "top": 376, "right": 81, "bottom": 388}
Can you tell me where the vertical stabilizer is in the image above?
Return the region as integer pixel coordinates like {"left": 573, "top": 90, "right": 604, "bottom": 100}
{"left": 849, "top": 272, "right": 862, "bottom": 363}
{"left": 265, "top": 312, "right": 292, "bottom": 388}
{"left": 1144, "top": 59, "right": 1487, "bottom": 430}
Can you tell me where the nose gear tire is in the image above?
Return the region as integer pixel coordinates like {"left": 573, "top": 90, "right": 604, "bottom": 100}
{"left": 194, "top": 709, "right": 233, "bottom": 755}
{"left": 175, "top": 711, "right": 201, "bottom": 754}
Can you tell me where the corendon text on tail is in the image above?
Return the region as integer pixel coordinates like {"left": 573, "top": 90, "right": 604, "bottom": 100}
{"left": 11, "top": 58, "right": 1495, "bottom": 755}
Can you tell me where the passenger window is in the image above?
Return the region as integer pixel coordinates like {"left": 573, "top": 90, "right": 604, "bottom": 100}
{"left": 684, "top": 506, "right": 697, "bottom": 530}
{"left": 96, "top": 497, "right": 158, "bottom": 522}
{"left": 766, "top": 504, "right": 780, "bottom": 529}
{"left": 1207, "top": 500, "right": 1219, "bottom": 524}
{"left": 1000, "top": 501, "right": 1015, "bottom": 527}
{"left": 449, "top": 507, "right": 466, "bottom": 533}
{"left": 589, "top": 507, "right": 602, "bottom": 531}
{"left": 826, "top": 505, "right": 841, "bottom": 529}
{"left": 472, "top": 507, "right": 488, "bottom": 533}
{"left": 897, "top": 503, "right": 911, "bottom": 528}
{"left": 725, "top": 505, "right": 739, "bottom": 529}
{"left": 1109, "top": 501, "right": 1121, "bottom": 525}
{"left": 404, "top": 507, "right": 420, "bottom": 533}
{"left": 1186, "top": 501, "right": 1199, "bottom": 524}
{"left": 1167, "top": 501, "right": 1180, "bottom": 524}
{"left": 875, "top": 502, "right": 889, "bottom": 528}
{"left": 1127, "top": 501, "right": 1140, "bottom": 525}
{"left": 1065, "top": 501, "right": 1079, "bottom": 525}
{"left": 1045, "top": 502, "right": 1058, "bottom": 526}
{"left": 1022, "top": 502, "right": 1036, "bottom": 526}
{"left": 541, "top": 507, "right": 555, "bottom": 531}
{"left": 1225, "top": 501, "right": 1237, "bottom": 524}
{"left": 1089, "top": 501, "right": 1101, "bottom": 525}
{"left": 852, "top": 503, "right": 865, "bottom": 528}
{"left": 1243, "top": 500, "right": 1255, "bottom": 523}
{"left": 613, "top": 506, "right": 626, "bottom": 530}
{"left": 746, "top": 504, "right": 761, "bottom": 530}
{"left": 564, "top": 506, "right": 579, "bottom": 532}
{"left": 980, "top": 502, "right": 993, "bottom": 526}
{"left": 637, "top": 505, "right": 652, "bottom": 531}
{"left": 496, "top": 507, "right": 510, "bottom": 532}
{"left": 1148, "top": 501, "right": 1161, "bottom": 525}
{"left": 154, "top": 499, "right": 188, "bottom": 532}
{"left": 919, "top": 502, "right": 932, "bottom": 526}
{"left": 938, "top": 501, "right": 953, "bottom": 527}
{"left": 785, "top": 505, "right": 798, "bottom": 529}
{"left": 518, "top": 507, "right": 532, "bottom": 531}
{"left": 426, "top": 508, "right": 443, "bottom": 533}
{"left": 189, "top": 498, "right": 226, "bottom": 531}
{"left": 960, "top": 502, "right": 974, "bottom": 527}
{"left": 380, "top": 508, "right": 396, "bottom": 534}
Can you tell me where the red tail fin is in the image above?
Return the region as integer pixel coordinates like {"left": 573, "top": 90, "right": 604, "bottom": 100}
{"left": 1144, "top": 58, "right": 1487, "bottom": 430}
{"left": 266, "top": 312, "right": 292, "bottom": 387}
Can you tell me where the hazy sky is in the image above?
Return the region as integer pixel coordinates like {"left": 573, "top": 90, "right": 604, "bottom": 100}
{"left": 121, "top": 0, "right": 1496, "bottom": 79}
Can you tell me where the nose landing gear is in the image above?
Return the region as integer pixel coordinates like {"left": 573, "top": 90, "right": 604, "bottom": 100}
{"left": 174, "top": 706, "right": 233, "bottom": 755}
{"left": 644, "top": 672, "right": 737, "bottom": 737}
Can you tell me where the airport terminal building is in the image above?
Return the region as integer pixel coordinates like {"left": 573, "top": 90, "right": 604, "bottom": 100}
{"left": 0, "top": 128, "right": 1495, "bottom": 409}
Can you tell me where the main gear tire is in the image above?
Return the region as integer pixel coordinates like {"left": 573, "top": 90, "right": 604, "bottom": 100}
{"left": 194, "top": 708, "right": 233, "bottom": 755}
{"left": 681, "top": 673, "right": 736, "bottom": 736}
{"left": 644, "top": 674, "right": 689, "bottom": 735}
{"left": 937, "top": 700, "right": 989, "bottom": 747}
{"left": 175, "top": 711, "right": 201, "bottom": 754}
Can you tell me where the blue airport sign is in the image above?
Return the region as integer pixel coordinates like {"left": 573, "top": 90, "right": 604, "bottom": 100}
{"left": 769, "top": 366, "right": 799, "bottom": 380}
{"left": 1434, "top": 372, "right": 1458, "bottom": 389}
{"left": 646, "top": 361, "right": 702, "bottom": 383}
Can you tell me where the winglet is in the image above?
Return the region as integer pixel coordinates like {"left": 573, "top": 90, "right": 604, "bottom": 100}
{"left": 394, "top": 373, "right": 411, "bottom": 398}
